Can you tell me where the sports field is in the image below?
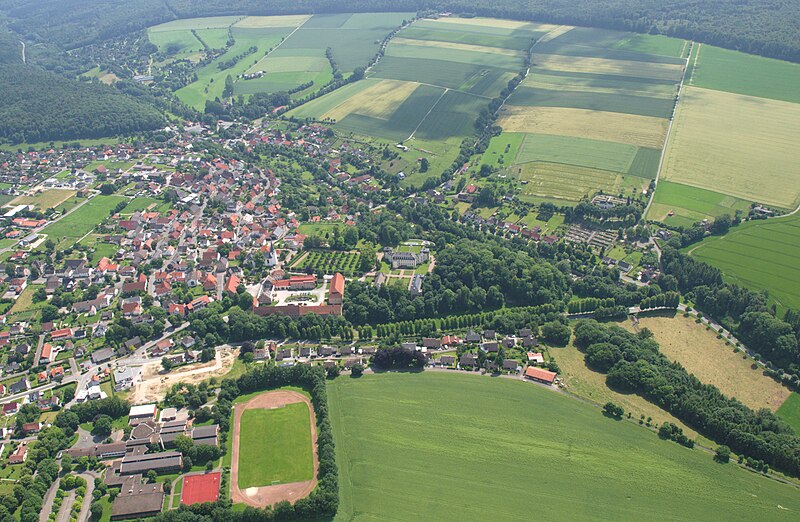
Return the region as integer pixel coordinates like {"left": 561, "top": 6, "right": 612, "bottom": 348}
{"left": 622, "top": 315, "right": 791, "bottom": 411}
{"left": 237, "top": 402, "right": 314, "bottom": 487}
{"left": 686, "top": 212, "right": 800, "bottom": 311}
{"left": 181, "top": 472, "right": 221, "bottom": 505}
{"left": 328, "top": 372, "right": 800, "bottom": 520}
{"left": 660, "top": 86, "right": 800, "bottom": 210}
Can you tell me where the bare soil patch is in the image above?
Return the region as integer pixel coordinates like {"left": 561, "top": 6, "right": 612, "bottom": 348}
{"left": 128, "top": 347, "right": 238, "bottom": 404}
{"left": 230, "top": 390, "right": 319, "bottom": 508}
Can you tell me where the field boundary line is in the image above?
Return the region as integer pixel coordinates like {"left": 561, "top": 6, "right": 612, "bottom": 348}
{"left": 405, "top": 88, "right": 449, "bottom": 141}
{"left": 644, "top": 41, "right": 693, "bottom": 220}
{"left": 244, "top": 17, "right": 310, "bottom": 78}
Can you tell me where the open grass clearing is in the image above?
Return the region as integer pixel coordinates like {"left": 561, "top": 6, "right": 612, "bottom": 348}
{"left": 515, "top": 133, "right": 638, "bottom": 173}
{"left": 498, "top": 106, "right": 668, "bottom": 148}
{"left": 777, "top": 393, "right": 800, "bottom": 433}
{"left": 10, "top": 189, "right": 75, "bottom": 211}
{"left": 691, "top": 44, "right": 800, "bottom": 103}
{"left": 329, "top": 372, "right": 800, "bottom": 520}
{"left": 660, "top": 86, "right": 800, "bottom": 210}
{"left": 237, "top": 402, "right": 314, "bottom": 487}
{"left": 8, "top": 284, "right": 46, "bottom": 315}
{"left": 649, "top": 180, "right": 752, "bottom": 225}
{"left": 479, "top": 132, "right": 525, "bottom": 169}
{"left": 533, "top": 53, "right": 684, "bottom": 81}
{"left": 553, "top": 342, "right": 704, "bottom": 439}
{"left": 149, "top": 30, "right": 204, "bottom": 55}
{"left": 621, "top": 315, "right": 790, "bottom": 411}
{"left": 512, "top": 161, "right": 621, "bottom": 203}
{"left": 686, "top": 212, "right": 800, "bottom": 312}
{"left": 613, "top": 34, "right": 688, "bottom": 58}
{"left": 38, "top": 195, "right": 127, "bottom": 242}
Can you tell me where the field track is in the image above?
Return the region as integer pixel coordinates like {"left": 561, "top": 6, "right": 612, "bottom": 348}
{"left": 230, "top": 390, "right": 318, "bottom": 507}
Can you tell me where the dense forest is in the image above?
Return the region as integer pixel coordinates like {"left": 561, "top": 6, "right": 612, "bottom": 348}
{"left": 3, "top": 0, "right": 800, "bottom": 62}
{"left": 0, "top": 30, "right": 164, "bottom": 143}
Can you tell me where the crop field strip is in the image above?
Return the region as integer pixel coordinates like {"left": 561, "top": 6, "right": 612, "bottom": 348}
{"left": 523, "top": 70, "right": 678, "bottom": 98}
{"left": 498, "top": 106, "right": 669, "bottom": 149}
{"left": 329, "top": 373, "right": 800, "bottom": 520}
{"left": 508, "top": 86, "right": 674, "bottom": 118}
{"left": 687, "top": 214, "right": 800, "bottom": 310}
{"left": 659, "top": 86, "right": 800, "bottom": 210}
{"left": 513, "top": 162, "right": 622, "bottom": 202}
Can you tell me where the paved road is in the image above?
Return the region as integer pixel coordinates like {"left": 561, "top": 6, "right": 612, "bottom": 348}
{"left": 76, "top": 473, "right": 96, "bottom": 522}
{"left": 39, "top": 480, "right": 60, "bottom": 522}
{"left": 32, "top": 334, "right": 45, "bottom": 367}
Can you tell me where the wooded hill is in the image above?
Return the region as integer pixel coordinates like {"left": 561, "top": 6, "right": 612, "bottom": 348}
{"left": 0, "top": 30, "right": 164, "bottom": 144}
{"left": 3, "top": 0, "right": 800, "bottom": 62}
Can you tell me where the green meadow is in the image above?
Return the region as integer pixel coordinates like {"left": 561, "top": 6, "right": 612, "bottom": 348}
{"left": 329, "top": 373, "right": 800, "bottom": 521}
{"left": 691, "top": 44, "right": 800, "bottom": 103}
{"left": 649, "top": 180, "right": 751, "bottom": 226}
{"left": 38, "top": 195, "right": 127, "bottom": 244}
{"left": 777, "top": 393, "right": 800, "bottom": 434}
{"left": 686, "top": 212, "right": 800, "bottom": 311}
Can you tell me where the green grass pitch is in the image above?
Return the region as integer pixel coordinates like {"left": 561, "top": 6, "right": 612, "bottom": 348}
{"left": 237, "top": 402, "right": 314, "bottom": 488}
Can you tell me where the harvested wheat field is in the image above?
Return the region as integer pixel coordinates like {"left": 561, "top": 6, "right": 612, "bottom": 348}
{"left": 623, "top": 315, "right": 791, "bottom": 411}
{"left": 660, "top": 86, "right": 800, "bottom": 209}
{"left": 323, "top": 79, "right": 418, "bottom": 121}
{"left": 498, "top": 106, "right": 668, "bottom": 148}
{"left": 391, "top": 37, "right": 525, "bottom": 57}
{"left": 533, "top": 53, "right": 684, "bottom": 81}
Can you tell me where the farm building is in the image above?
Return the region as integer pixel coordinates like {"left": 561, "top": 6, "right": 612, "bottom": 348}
{"left": 525, "top": 366, "right": 557, "bottom": 385}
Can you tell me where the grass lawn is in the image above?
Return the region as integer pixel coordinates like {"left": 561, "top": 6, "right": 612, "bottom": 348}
{"left": 237, "top": 402, "right": 314, "bottom": 487}
{"left": 11, "top": 189, "right": 76, "bottom": 211}
{"left": 620, "top": 315, "right": 791, "bottom": 411}
{"left": 38, "top": 195, "right": 127, "bottom": 245}
{"left": 328, "top": 372, "right": 800, "bottom": 520}
{"left": 776, "top": 393, "right": 800, "bottom": 433}
{"left": 8, "top": 285, "right": 46, "bottom": 314}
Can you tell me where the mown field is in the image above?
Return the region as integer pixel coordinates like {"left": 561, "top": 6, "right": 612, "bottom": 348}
{"left": 237, "top": 402, "right": 314, "bottom": 487}
{"left": 328, "top": 372, "right": 800, "bottom": 520}
{"left": 491, "top": 26, "right": 683, "bottom": 204}
{"left": 777, "top": 393, "right": 800, "bottom": 433}
{"left": 648, "top": 181, "right": 752, "bottom": 227}
{"left": 38, "top": 195, "right": 127, "bottom": 246}
{"left": 10, "top": 188, "right": 76, "bottom": 211}
{"left": 621, "top": 315, "right": 791, "bottom": 411}
{"left": 686, "top": 213, "right": 800, "bottom": 311}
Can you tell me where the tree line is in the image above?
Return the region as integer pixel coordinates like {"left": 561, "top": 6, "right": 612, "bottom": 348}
{"left": 574, "top": 319, "right": 800, "bottom": 476}
{"left": 661, "top": 247, "right": 800, "bottom": 386}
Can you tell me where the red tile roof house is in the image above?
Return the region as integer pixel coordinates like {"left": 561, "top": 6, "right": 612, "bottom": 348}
{"left": 8, "top": 444, "right": 27, "bottom": 464}
{"left": 3, "top": 402, "right": 19, "bottom": 415}
{"left": 50, "top": 328, "right": 73, "bottom": 342}
{"left": 40, "top": 342, "right": 55, "bottom": 363}
{"left": 525, "top": 366, "right": 557, "bottom": 385}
